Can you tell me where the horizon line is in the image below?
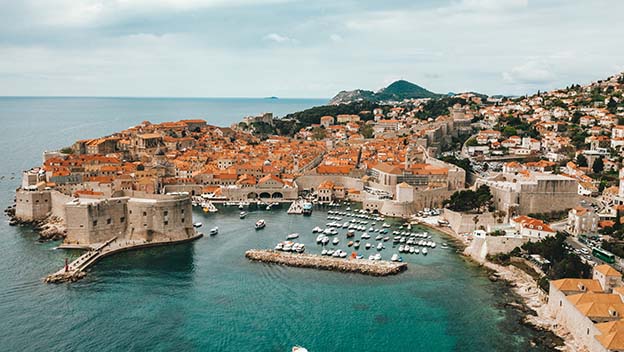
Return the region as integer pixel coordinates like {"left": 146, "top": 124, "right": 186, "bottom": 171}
{"left": 0, "top": 95, "right": 330, "bottom": 100}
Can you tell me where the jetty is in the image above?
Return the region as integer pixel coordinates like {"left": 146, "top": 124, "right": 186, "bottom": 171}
{"left": 245, "top": 249, "right": 407, "bottom": 276}
{"left": 45, "top": 233, "right": 203, "bottom": 283}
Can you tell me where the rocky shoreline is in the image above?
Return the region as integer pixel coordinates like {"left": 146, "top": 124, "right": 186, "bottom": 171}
{"left": 417, "top": 221, "right": 574, "bottom": 351}
{"left": 4, "top": 204, "right": 66, "bottom": 241}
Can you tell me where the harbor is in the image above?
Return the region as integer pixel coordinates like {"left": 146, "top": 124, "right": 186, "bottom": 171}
{"left": 245, "top": 249, "right": 407, "bottom": 276}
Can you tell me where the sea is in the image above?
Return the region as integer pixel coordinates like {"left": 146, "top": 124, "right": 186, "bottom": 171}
{"left": 0, "top": 97, "right": 547, "bottom": 351}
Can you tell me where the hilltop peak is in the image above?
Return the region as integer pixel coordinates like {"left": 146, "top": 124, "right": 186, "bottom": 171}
{"left": 330, "top": 80, "right": 440, "bottom": 105}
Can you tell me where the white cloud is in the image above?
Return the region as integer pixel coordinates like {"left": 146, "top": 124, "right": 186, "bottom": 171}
{"left": 263, "top": 33, "right": 297, "bottom": 44}
{"left": 329, "top": 34, "right": 343, "bottom": 43}
{"left": 458, "top": 0, "right": 529, "bottom": 11}
{"left": 502, "top": 60, "right": 556, "bottom": 84}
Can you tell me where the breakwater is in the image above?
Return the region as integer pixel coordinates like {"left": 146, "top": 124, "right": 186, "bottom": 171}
{"left": 45, "top": 233, "right": 203, "bottom": 283}
{"left": 245, "top": 249, "right": 407, "bottom": 276}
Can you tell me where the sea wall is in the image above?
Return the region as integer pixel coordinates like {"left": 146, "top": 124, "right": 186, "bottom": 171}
{"left": 464, "top": 235, "right": 528, "bottom": 262}
{"left": 443, "top": 209, "right": 499, "bottom": 234}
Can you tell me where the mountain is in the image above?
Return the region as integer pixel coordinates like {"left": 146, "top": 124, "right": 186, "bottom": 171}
{"left": 329, "top": 80, "right": 441, "bottom": 105}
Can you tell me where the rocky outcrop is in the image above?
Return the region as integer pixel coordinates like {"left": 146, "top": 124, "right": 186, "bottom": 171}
{"left": 245, "top": 249, "right": 407, "bottom": 276}
{"left": 5, "top": 205, "right": 66, "bottom": 241}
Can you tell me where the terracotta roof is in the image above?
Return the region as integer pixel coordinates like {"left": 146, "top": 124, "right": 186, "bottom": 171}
{"left": 595, "top": 264, "right": 622, "bottom": 277}
{"left": 372, "top": 162, "right": 402, "bottom": 175}
{"left": 550, "top": 278, "right": 603, "bottom": 293}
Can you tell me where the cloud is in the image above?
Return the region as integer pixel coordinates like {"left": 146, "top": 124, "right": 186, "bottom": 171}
{"left": 329, "top": 34, "right": 343, "bottom": 42}
{"left": 502, "top": 60, "right": 556, "bottom": 84}
{"left": 458, "top": 0, "right": 529, "bottom": 11}
{"left": 263, "top": 33, "right": 297, "bottom": 44}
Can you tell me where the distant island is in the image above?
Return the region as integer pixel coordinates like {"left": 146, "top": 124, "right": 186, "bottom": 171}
{"left": 329, "top": 79, "right": 442, "bottom": 105}
{"left": 264, "top": 96, "right": 279, "bottom": 100}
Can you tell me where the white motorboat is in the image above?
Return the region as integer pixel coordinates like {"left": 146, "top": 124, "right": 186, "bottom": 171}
{"left": 255, "top": 219, "right": 266, "bottom": 229}
{"left": 321, "top": 236, "right": 330, "bottom": 245}
{"left": 409, "top": 247, "right": 415, "bottom": 254}
{"left": 321, "top": 249, "right": 328, "bottom": 255}
{"left": 391, "top": 254, "right": 402, "bottom": 262}
{"left": 361, "top": 233, "right": 370, "bottom": 239}
{"left": 275, "top": 242, "right": 284, "bottom": 250}
{"left": 239, "top": 211, "right": 248, "bottom": 219}
{"left": 332, "top": 237, "right": 340, "bottom": 245}
{"left": 312, "top": 226, "right": 322, "bottom": 233}
{"left": 282, "top": 242, "right": 293, "bottom": 252}
{"left": 414, "top": 248, "right": 420, "bottom": 254}
{"left": 293, "top": 243, "right": 305, "bottom": 253}
{"left": 339, "top": 251, "right": 348, "bottom": 258}
{"left": 398, "top": 245, "right": 405, "bottom": 252}
{"left": 316, "top": 234, "right": 324, "bottom": 243}
{"left": 353, "top": 241, "right": 360, "bottom": 249}
{"left": 376, "top": 242, "right": 383, "bottom": 251}
{"left": 287, "top": 233, "right": 300, "bottom": 240}
{"left": 193, "top": 222, "right": 203, "bottom": 228}
{"left": 373, "top": 253, "right": 381, "bottom": 261}
{"left": 375, "top": 235, "right": 383, "bottom": 241}
{"left": 365, "top": 243, "right": 372, "bottom": 249}
{"left": 327, "top": 250, "right": 334, "bottom": 256}
{"left": 422, "top": 248, "right": 428, "bottom": 255}
{"left": 209, "top": 227, "right": 219, "bottom": 235}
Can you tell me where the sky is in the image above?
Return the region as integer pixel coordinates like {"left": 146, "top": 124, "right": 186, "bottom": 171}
{"left": 0, "top": 0, "right": 623, "bottom": 98}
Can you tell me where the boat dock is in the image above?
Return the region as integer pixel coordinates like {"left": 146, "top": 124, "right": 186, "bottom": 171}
{"left": 45, "top": 233, "right": 203, "bottom": 283}
{"left": 245, "top": 249, "right": 407, "bottom": 276}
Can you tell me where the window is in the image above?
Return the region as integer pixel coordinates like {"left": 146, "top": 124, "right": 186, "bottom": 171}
{"left": 164, "top": 221, "right": 168, "bottom": 225}
{"left": 181, "top": 218, "right": 185, "bottom": 223}
{"left": 143, "top": 211, "right": 147, "bottom": 216}
{"left": 93, "top": 220, "right": 97, "bottom": 226}
{"left": 107, "top": 218, "right": 112, "bottom": 225}
{"left": 120, "top": 217, "right": 125, "bottom": 223}
{"left": 129, "top": 210, "right": 132, "bottom": 214}
{"left": 181, "top": 209, "right": 185, "bottom": 214}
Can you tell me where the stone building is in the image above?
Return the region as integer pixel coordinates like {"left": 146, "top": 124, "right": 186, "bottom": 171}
{"left": 568, "top": 206, "right": 600, "bottom": 235}
{"left": 64, "top": 193, "right": 195, "bottom": 245}
{"left": 548, "top": 265, "right": 624, "bottom": 352}
{"left": 476, "top": 172, "right": 579, "bottom": 217}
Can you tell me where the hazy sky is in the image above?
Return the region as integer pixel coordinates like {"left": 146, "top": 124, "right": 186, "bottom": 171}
{"left": 0, "top": 0, "right": 623, "bottom": 98}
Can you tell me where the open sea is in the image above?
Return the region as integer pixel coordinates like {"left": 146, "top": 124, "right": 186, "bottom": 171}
{"left": 0, "top": 97, "right": 546, "bottom": 351}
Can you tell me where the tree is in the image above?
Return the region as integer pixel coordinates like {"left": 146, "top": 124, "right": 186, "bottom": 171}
{"left": 502, "top": 126, "right": 517, "bottom": 137}
{"left": 311, "top": 127, "right": 327, "bottom": 140}
{"left": 59, "top": 147, "right": 73, "bottom": 154}
{"left": 473, "top": 215, "right": 479, "bottom": 231}
{"left": 359, "top": 124, "right": 374, "bottom": 138}
{"left": 576, "top": 154, "right": 588, "bottom": 167}
{"left": 592, "top": 157, "right": 604, "bottom": 174}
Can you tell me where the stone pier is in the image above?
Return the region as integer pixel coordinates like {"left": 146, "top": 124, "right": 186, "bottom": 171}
{"left": 245, "top": 249, "right": 407, "bottom": 276}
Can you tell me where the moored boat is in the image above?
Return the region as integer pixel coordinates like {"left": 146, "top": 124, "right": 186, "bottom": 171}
{"left": 209, "top": 227, "right": 219, "bottom": 235}
{"left": 193, "top": 222, "right": 203, "bottom": 228}
{"left": 255, "top": 219, "right": 266, "bottom": 229}
{"left": 239, "top": 211, "right": 248, "bottom": 219}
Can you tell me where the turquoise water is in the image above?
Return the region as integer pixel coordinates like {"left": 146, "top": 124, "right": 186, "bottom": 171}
{"left": 0, "top": 98, "right": 542, "bottom": 351}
